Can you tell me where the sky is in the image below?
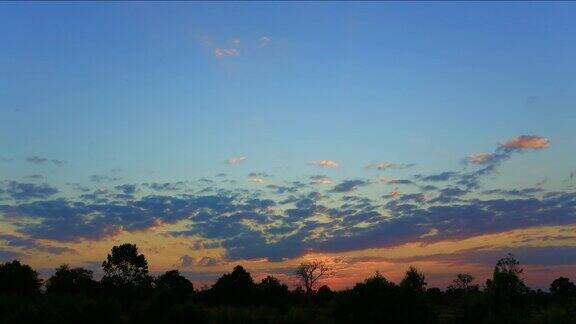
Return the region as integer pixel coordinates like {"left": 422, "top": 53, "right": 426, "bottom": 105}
{"left": 1, "top": 2, "right": 576, "bottom": 290}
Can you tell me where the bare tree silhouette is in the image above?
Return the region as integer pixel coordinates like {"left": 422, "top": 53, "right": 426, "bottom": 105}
{"left": 294, "top": 259, "right": 333, "bottom": 294}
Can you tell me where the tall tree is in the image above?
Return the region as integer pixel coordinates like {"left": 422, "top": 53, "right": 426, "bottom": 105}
{"left": 486, "top": 253, "right": 528, "bottom": 297}
{"left": 400, "top": 266, "right": 427, "bottom": 294}
{"left": 294, "top": 259, "right": 332, "bottom": 294}
{"left": 101, "top": 243, "right": 152, "bottom": 290}
{"left": 210, "top": 265, "right": 256, "bottom": 305}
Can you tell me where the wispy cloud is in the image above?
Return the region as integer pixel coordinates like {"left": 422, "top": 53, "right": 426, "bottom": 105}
{"left": 26, "top": 156, "right": 48, "bottom": 164}
{"left": 89, "top": 175, "right": 122, "bottom": 183}
{"left": 214, "top": 47, "right": 239, "bottom": 58}
{"left": 225, "top": 156, "right": 246, "bottom": 164}
{"left": 366, "top": 162, "right": 415, "bottom": 171}
{"left": 466, "top": 152, "right": 492, "bottom": 165}
{"left": 260, "top": 36, "right": 272, "bottom": 46}
{"left": 25, "top": 156, "right": 66, "bottom": 166}
{"left": 180, "top": 255, "right": 227, "bottom": 268}
{"left": 464, "top": 135, "right": 550, "bottom": 177}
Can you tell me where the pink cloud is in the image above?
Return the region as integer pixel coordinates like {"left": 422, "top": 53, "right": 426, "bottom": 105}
{"left": 500, "top": 135, "right": 550, "bottom": 150}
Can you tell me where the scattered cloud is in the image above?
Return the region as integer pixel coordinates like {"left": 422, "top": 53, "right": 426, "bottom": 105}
{"left": 310, "top": 175, "right": 333, "bottom": 185}
{"left": 225, "top": 156, "right": 246, "bottom": 164}
{"left": 383, "top": 178, "right": 416, "bottom": 186}
{"left": 115, "top": 184, "right": 138, "bottom": 195}
{"left": 143, "top": 182, "right": 185, "bottom": 191}
{"left": 330, "top": 180, "right": 368, "bottom": 193}
{"left": 1, "top": 182, "right": 575, "bottom": 262}
{"left": 26, "top": 156, "right": 48, "bottom": 164}
{"left": 90, "top": 175, "right": 122, "bottom": 183}
{"left": 2, "top": 181, "right": 58, "bottom": 201}
{"left": 248, "top": 172, "right": 270, "bottom": 184}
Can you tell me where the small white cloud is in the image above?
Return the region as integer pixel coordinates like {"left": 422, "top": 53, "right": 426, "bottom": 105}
{"left": 310, "top": 160, "right": 339, "bottom": 168}
{"left": 225, "top": 156, "right": 246, "bottom": 164}
{"left": 260, "top": 36, "right": 272, "bottom": 46}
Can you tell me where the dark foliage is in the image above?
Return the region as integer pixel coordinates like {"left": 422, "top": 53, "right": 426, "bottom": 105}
{"left": 45, "top": 265, "right": 97, "bottom": 295}
{"left": 0, "top": 260, "right": 41, "bottom": 296}
{"left": 101, "top": 243, "right": 153, "bottom": 290}
{"left": 1, "top": 245, "right": 576, "bottom": 324}
{"left": 207, "top": 265, "right": 256, "bottom": 306}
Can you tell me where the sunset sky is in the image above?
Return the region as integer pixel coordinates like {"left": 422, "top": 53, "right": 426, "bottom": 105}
{"left": 1, "top": 2, "right": 576, "bottom": 290}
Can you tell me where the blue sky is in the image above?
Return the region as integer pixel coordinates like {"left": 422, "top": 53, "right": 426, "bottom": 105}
{"left": 1, "top": 2, "right": 576, "bottom": 288}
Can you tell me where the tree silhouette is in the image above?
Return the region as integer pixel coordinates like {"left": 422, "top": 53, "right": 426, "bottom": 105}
{"left": 210, "top": 265, "right": 255, "bottom": 305}
{"left": 45, "top": 264, "right": 96, "bottom": 294}
{"left": 550, "top": 277, "right": 576, "bottom": 299}
{"left": 101, "top": 243, "right": 152, "bottom": 290}
{"left": 494, "top": 253, "right": 524, "bottom": 276}
{"left": 257, "top": 275, "right": 289, "bottom": 305}
{"left": 400, "top": 266, "right": 427, "bottom": 294}
{"left": 155, "top": 270, "right": 194, "bottom": 300}
{"left": 484, "top": 254, "right": 530, "bottom": 323}
{"left": 448, "top": 273, "right": 478, "bottom": 293}
{"left": 0, "top": 260, "right": 41, "bottom": 295}
{"left": 294, "top": 259, "right": 332, "bottom": 294}
{"left": 4, "top": 244, "right": 576, "bottom": 323}
{"left": 486, "top": 253, "right": 528, "bottom": 298}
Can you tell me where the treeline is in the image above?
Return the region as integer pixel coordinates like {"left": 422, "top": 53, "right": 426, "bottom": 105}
{"left": 1, "top": 243, "right": 575, "bottom": 324}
